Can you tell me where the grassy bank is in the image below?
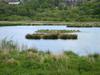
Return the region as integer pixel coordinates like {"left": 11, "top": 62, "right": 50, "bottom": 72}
{"left": 0, "top": 40, "right": 100, "bottom": 75}
{"left": 0, "top": 21, "right": 100, "bottom": 27}
{"left": 0, "top": 21, "right": 69, "bottom": 26}
{"left": 67, "top": 22, "right": 100, "bottom": 27}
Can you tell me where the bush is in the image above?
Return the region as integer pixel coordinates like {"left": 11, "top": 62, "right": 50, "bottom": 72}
{"left": 42, "top": 34, "right": 58, "bottom": 39}
{"left": 26, "top": 33, "right": 78, "bottom": 40}
{"left": 6, "top": 58, "right": 19, "bottom": 65}
{"left": 59, "top": 34, "right": 77, "bottom": 39}
{"left": 26, "top": 34, "right": 41, "bottom": 39}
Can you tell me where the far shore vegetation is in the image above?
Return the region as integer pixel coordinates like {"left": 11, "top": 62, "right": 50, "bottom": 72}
{"left": 0, "top": 0, "right": 100, "bottom": 23}
{"left": 0, "top": 0, "right": 99, "bottom": 28}
{"left": 0, "top": 21, "right": 100, "bottom": 27}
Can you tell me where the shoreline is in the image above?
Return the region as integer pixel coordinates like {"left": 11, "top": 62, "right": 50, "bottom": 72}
{"left": 0, "top": 21, "right": 100, "bottom": 26}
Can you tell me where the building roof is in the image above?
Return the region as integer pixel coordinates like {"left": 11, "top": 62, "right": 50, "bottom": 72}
{"left": 4, "top": 0, "right": 20, "bottom": 2}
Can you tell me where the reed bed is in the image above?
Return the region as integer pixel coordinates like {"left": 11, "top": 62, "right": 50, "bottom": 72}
{"left": 0, "top": 40, "right": 100, "bottom": 75}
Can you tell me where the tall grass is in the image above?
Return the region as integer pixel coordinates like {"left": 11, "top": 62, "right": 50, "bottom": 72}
{"left": 0, "top": 39, "right": 18, "bottom": 52}
{"left": 0, "top": 40, "right": 100, "bottom": 75}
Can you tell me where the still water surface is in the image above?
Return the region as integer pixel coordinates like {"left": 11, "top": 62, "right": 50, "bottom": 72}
{"left": 0, "top": 26, "right": 100, "bottom": 55}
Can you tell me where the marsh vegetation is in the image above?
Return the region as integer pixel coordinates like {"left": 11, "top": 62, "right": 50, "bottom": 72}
{"left": 0, "top": 40, "right": 100, "bottom": 75}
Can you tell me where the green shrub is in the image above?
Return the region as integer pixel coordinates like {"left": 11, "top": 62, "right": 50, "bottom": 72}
{"left": 6, "top": 58, "right": 19, "bottom": 65}
{"left": 26, "top": 33, "right": 78, "bottom": 40}
{"left": 26, "top": 34, "right": 41, "bottom": 39}
{"left": 36, "top": 30, "right": 80, "bottom": 34}
{"left": 42, "top": 34, "right": 58, "bottom": 39}
{"left": 59, "top": 34, "right": 77, "bottom": 39}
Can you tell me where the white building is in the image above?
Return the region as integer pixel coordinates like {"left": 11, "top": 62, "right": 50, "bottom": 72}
{"left": 4, "top": 0, "right": 20, "bottom": 4}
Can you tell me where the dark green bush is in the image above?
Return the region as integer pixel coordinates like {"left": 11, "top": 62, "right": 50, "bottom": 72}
{"left": 26, "top": 33, "right": 78, "bottom": 40}
{"left": 42, "top": 34, "right": 58, "bottom": 39}
{"left": 59, "top": 34, "right": 77, "bottom": 39}
{"left": 25, "top": 34, "right": 41, "bottom": 39}
{"left": 26, "top": 34, "right": 34, "bottom": 39}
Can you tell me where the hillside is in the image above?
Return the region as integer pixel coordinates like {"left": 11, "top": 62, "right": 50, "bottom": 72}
{"left": 0, "top": 0, "right": 100, "bottom": 21}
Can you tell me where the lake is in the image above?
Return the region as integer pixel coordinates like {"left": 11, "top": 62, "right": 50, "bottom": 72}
{"left": 0, "top": 26, "right": 100, "bottom": 55}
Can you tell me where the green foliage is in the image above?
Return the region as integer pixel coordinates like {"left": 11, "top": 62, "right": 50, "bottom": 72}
{"left": 26, "top": 29, "right": 78, "bottom": 40}
{"left": 0, "top": 40, "right": 100, "bottom": 75}
{"left": 26, "top": 33, "right": 78, "bottom": 40}
{"left": 0, "top": 0, "right": 100, "bottom": 21}
{"left": 42, "top": 34, "right": 58, "bottom": 39}
{"left": 59, "top": 34, "right": 77, "bottom": 39}
{"left": 26, "top": 34, "right": 41, "bottom": 39}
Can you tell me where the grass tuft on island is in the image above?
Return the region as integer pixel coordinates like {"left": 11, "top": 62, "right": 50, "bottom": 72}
{"left": 36, "top": 29, "right": 80, "bottom": 34}
{"left": 0, "top": 40, "right": 100, "bottom": 75}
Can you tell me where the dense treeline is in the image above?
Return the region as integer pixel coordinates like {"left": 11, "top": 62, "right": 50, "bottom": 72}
{"left": 0, "top": 0, "right": 100, "bottom": 21}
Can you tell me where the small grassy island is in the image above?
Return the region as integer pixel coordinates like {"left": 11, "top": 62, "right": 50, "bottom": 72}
{"left": 26, "top": 30, "right": 79, "bottom": 40}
